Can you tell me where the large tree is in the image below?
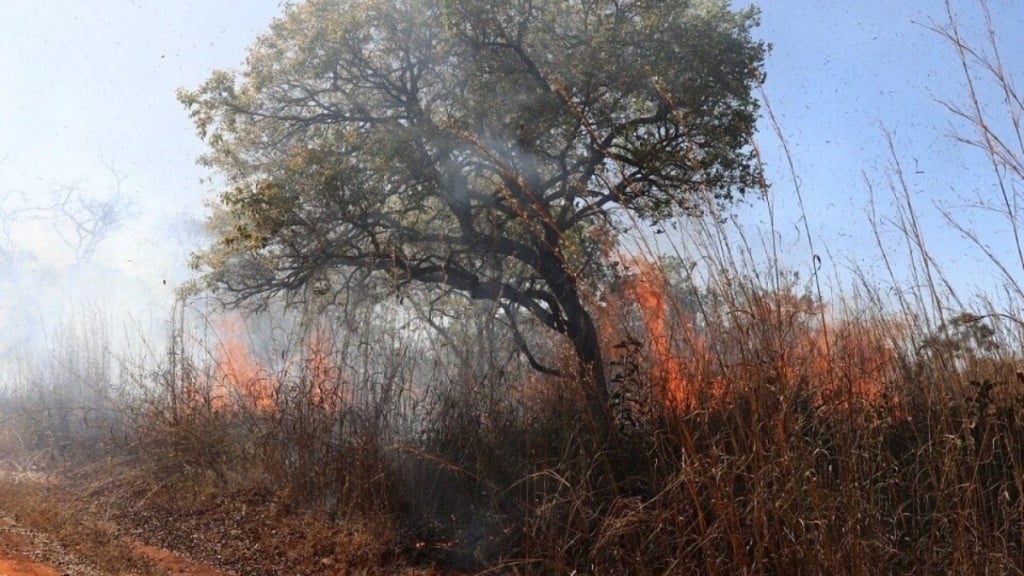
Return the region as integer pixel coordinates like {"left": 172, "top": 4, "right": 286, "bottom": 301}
{"left": 181, "top": 0, "right": 766, "bottom": 424}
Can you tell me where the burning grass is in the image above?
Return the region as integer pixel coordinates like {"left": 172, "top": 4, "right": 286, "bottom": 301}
{"left": 3, "top": 202, "right": 1023, "bottom": 575}
{"left": 3, "top": 3, "right": 1024, "bottom": 569}
{"left": 1, "top": 218, "right": 1023, "bottom": 575}
{"left": 4, "top": 265, "right": 1021, "bottom": 574}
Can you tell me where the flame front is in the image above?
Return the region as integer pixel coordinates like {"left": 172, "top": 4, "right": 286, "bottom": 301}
{"left": 603, "top": 257, "right": 899, "bottom": 415}
{"left": 619, "top": 259, "right": 690, "bottom": 408}
{"left": 212, "top": 316, "right": 276, "bottom": 413}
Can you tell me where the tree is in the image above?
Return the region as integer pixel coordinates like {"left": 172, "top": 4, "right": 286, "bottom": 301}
{"left": 180, "top": 0, "right": 767, "bottom": 425}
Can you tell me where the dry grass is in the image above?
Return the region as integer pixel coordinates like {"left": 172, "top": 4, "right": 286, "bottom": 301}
{"left": 1, "top": 1, "right": 1023, "bottom": 574}
{"left": 2, "top": 229, "right": 1022, "bottom": 576}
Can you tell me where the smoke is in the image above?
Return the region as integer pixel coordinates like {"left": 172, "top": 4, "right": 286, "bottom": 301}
{"left": 0, "top": 0, "right": 287, "bottom": 387}
{"left": 0, "top": 179, "right": 192, "bottom": 385}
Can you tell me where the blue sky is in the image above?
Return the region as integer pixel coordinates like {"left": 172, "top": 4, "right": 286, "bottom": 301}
{"left": 1, "top": 0, "right": 1022, "bottom": 333}
{"left": 748, "top": 0, "right": 1024, "bottom": 302}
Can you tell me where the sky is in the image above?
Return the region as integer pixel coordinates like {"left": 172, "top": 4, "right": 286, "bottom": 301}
{"left": 1, "top": 0, "right": 1023, "bottom": 352}
{"left": 748, "top": 0, "right": 1024, "bottom": 302}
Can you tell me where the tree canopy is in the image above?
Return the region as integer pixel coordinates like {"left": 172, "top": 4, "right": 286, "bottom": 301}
{"left": 180, "top": 0, "right": 767, "bottom": 421}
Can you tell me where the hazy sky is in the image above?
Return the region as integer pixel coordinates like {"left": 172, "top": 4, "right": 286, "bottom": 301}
{"left": 1, "top": 2, "right": 280, "bottom": 279}
{"left": 1, "top": 0, "right": 1022, "bottom": 328}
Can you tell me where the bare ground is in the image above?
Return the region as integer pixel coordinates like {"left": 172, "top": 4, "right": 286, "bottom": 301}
{"left": 0, "top": 472, "right": 228, "bottom": 575}
{"left": 0, "top": 464, "right": 451, "bottom": 576}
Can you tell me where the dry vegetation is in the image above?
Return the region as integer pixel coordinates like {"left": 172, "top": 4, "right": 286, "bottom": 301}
{"left": 2, "top": 1, "right": 1024, "bottom": 574}
{"left": 4, "top": 206, "right": 1022, "bottom": 574}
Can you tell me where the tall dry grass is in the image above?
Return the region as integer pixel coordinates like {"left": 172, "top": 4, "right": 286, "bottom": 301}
{"left": 1, "top": 0, "right": 1022, "bottom": 573}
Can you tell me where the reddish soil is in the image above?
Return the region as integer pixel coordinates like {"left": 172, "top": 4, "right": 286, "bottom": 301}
{"left": 0, "top": 469, "right": 232, "bottom": 576}
{"left": 0, "top": 467, "right": 450, "bottom": 575}
{"left": 132, "top": 542, "right": 227, "bottom": 576}
{"left": 0, "top": 531, "right": 61, "bottom": 576}
{"left": 109, "top": 484, "right": 415, "bottom": 575}
{"left": 0, "top": 508, "right": 230, "bottom": 576}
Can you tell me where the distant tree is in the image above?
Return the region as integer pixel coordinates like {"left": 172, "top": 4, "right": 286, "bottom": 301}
{"left": 52, "top": 184, "right": 132, "bottom": 264}
{"left": 0, "top": 179, "right": 130, "bottom": 268}
{"left": 180, "top": 0, "right": 767, "bottom": 425}
{"left": 920, "top": 311, "right": 1000, "bottom": 361}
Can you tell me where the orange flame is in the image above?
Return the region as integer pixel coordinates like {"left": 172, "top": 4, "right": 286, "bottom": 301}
{"left": 619, "top": 259, "right": 690, "bottom": 407}
{"left": 599, "top": 257, "right": 718, "bottom": 411}
{"left": 817, "top": 320, "right": 899, "bottom": 405}
{"left": 601, "top": 257, "right": 900, "bottom": 415}
{"left": 303, "top": 325, "right": 346, "bottom": 412}
{"left": 212, "top": 315, "right": 276, "bottom": 413}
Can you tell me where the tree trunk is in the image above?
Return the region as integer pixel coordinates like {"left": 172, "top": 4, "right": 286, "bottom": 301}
{"left": 540, "top": 259, "right": 612, "bottom": 436}
{"left": 568, "top": 305, "right": 613, "bottom": 437}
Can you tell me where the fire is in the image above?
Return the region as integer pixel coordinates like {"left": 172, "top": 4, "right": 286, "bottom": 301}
{"left": 602, "top": 257, "right": 716, "bottom": 411}
{"left": 815, "top": 320, "right": 899, "bottom": 405}
{"left": 617, "top": 259, "right": 690, "bottom": 408}
{"left": 212, "top": 315, "right": 276, "bottom": 413}
{"left": 201, "top": 316, "right": 344, "bottom": 416}
{"left": 718, "top": 288, "right": 901, "bottom": 409}
{"left": 602, "top": 256, "right": 901, "bottom": 415}
{"left": 302, "top": 325, "right": 346, "bottom": 412}
{"left": 193, "top": 271, "right": 900, "bottom": 424}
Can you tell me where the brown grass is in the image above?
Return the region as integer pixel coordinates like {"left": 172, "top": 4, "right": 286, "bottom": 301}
{"left": 1, "top": 1, "right": 1023, "bottom": 573}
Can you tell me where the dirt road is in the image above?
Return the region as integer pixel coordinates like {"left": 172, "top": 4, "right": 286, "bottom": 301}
{"left": 0, "top": 473, "right": 228, "bottom": 576}
{"left": 0, "top": 465, "right": 441, "bottom": 575}
{"left": 0, "top": 512, "right": 89, "bottom": 576}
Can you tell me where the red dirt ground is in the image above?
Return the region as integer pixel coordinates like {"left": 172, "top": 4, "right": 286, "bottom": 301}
{"left": 0, "top": 531, "right": 61, "bottom": 576}
{"left": 0, "top": 470, "right": 449, "bottom": 576}
{"left": 0, "top": 479, "right": 230, "bottom": 576}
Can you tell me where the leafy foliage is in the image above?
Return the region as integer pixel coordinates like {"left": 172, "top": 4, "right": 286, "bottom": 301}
{"left": 181, "top": 0, "right": 766, "bottom": 402}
